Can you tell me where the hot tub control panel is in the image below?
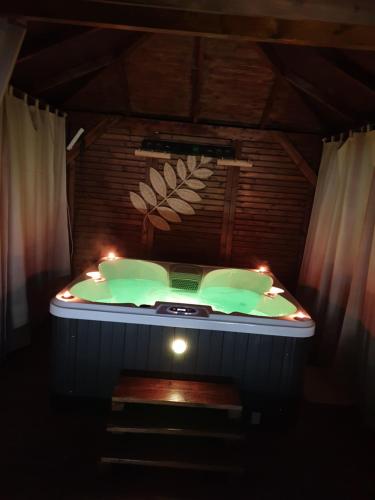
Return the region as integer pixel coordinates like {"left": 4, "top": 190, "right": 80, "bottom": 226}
{"left": 156, "top": 303, "right": 210, "bottom": 317}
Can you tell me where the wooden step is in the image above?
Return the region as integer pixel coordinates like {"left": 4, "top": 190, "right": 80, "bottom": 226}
{"left": 112, "top": 375, "right": 242, "bottom": 415}
{"left": 107, "top": 405, "right": 245, "bottom": 440}
{"left": 101, "top": 434, "right": 244, "bottom": 473}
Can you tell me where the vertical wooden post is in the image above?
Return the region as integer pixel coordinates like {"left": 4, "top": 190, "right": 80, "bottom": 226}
{"left": 141, "top": 158, "right": 155, "bottom": 258}
{"left": 67, "top": 160, "right": 75, "bottom": 226}
{"left": 219, "top": 141, "right": 241, "bottom": 264}
{"left": 67, "top": 159, "right": 76, "bottom": 265}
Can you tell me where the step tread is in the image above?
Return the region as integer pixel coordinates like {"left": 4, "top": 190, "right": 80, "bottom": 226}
{"left": 107, "top": 406, "right": 245, "bottom": 439}
{"left": 112, "top": 375, "right": 242, "bottom": 411}
{"left": 101, "top": 434, "right": 244, "bottom": 473}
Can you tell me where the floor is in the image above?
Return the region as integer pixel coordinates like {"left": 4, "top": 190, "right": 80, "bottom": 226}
{"left": 1, "top": 324, "right": 375, "bottom": 500}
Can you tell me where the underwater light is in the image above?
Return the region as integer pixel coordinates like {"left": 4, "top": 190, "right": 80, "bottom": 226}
{"left": 265, "top": 286, "right": 284, "bottom": 297}
{"left": 86, "top": 271, "right": 104, "bottom": 282}
{"left": 171, "top": 338, "right": 188, "bottom": 355}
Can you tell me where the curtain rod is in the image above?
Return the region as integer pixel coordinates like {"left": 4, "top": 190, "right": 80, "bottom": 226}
{"left": 322, "top": 122, "right": 374, "bottom": 143}
{"left": 9, "top": 85, "right": 67, "bottom": 118}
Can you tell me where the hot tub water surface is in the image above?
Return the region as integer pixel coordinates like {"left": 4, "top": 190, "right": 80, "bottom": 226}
{"left": 69, "top": 259, "right": 297, "bottom": 317}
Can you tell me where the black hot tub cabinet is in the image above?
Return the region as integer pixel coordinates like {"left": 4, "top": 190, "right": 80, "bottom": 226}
{"left": 50, "top": 258, "right": 314, "bottom": 421}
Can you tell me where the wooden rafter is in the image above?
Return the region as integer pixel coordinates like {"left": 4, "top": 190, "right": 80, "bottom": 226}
{"left": 256, "top": 44, "right": 353, "bottom": 124}
{"left": 36, "top": 32, "right": 148, "bottom": 95}
{"left": 61, "top": 32, "right": 148, "bottom": 107}
{"left": 3, "top": 1, "right": 375, "bottom": 50}
{"left": 17, "top": 28, "right": 101, "bottom": 64}
{"left": 259, "top": 75, "right": 280, "bottom": 129}
{"left": 66, "top": 115, "right": 120, "bottom": 228}
{"left": 66, "top": 116, "right": 120, "bottom": 165}
{"left": 190, "top": 37, "right": 204, "bottom": 123}
{"left": 255, "top": 44, "right": 324, "bottom": 129}
{"left": 273, "top": 131, "right": 317, "bottom": 186}
{"left": 285, "top": 72, "right": 354, "bottom": 122}
{"left": 113, "top": 33, "right": 150, "bottom": 115}
{"left": 35, "top": 54, "right": 118, "bottom": 94}
{"left": 87, "top": 0, "right": 375, "bottom": 27}
{"left": 317, "top": 49, "right": 375, "bottom": 94}
{"left": 63, "top": 108, "right": 321, "bottom": 134}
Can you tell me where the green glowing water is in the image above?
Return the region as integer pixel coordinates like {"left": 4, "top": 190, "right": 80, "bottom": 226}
{"left": 69, "top": 277, "right": 297, "bottom": 317}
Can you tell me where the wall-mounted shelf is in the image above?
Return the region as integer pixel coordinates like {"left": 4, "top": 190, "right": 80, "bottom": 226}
{"left": 217, "top": 159, "right": 253, "bottom": 168}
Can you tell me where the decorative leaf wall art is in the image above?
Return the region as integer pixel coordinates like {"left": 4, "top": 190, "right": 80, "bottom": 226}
{"left": 129, "top": 155, "right": 214, "bottom": 231}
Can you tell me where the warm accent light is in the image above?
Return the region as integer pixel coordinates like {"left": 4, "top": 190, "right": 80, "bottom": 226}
{"left": 86, "top": 271, "right": 105, "bottom": 282}
{"left": 293, "top": 311, "right": 310, "bottom": 320}
{"left": 171, "top": 338, "right": 187, "bottom": 355}
{"left": 168, "top": 391, "right": 184, "bottom": 403}
{"left": 106, "top": 251, "right": 117, "bottom": 261}
{"left": 256, "top": 265, "right": 269, "bottom": 273}
{"left": 265, "top": 286, "right": 285, "bottom": 297}
{"left": 60, "top": 290, "right": 74, "bottom": 300}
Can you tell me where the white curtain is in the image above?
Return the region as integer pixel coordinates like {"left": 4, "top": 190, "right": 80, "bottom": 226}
{"left": 0, "top": 18, "right": 26, "bottom": 360}
{"left": 0, "top": 89, "right": 70, "bottom": 357}
{"left": 299, "top": 131, "right": 375, "bottom": 425}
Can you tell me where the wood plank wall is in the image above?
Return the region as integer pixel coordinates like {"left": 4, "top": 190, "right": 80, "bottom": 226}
{"left": 72, "top": 117, "right": 321, "bottom": 289}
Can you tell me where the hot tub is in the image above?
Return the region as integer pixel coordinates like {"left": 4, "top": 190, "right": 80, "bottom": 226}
{"left": 50, "top": 258, "right": 314, "bottom": 420}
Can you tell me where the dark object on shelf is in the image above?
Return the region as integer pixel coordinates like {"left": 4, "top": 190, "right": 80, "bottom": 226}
{"left": 141, "top": 139, "right": 235, "bottom": 158}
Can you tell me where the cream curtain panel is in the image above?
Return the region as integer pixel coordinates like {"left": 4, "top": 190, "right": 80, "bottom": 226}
{"left": 299, "top": 131, "right": 375, "bottom": 425}
{"left": 0, "top": 18, "right": 26, "bottom": 361}
{"left": 0, "top": 89, "right": 70, "bottom": 359}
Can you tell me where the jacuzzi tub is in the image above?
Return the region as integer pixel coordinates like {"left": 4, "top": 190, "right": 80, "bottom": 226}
{"left": 50, "top": 258, "right": 314, "bottom": 420}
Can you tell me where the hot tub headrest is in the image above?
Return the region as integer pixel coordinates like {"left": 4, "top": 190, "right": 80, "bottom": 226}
{"left": 99, "top": 258, "right": 169, "bottom": 286}
{"left": 201, "top": 268, "right": 272, "bottom": 294}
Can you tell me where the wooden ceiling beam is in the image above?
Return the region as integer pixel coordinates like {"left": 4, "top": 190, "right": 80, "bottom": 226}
{"left": 256, "top": 43, "right": 354, "bottom": 124}
{"left": 61, "top": 32, "right": 148, "bottom": 106}
{"left": 67, "top": 116, "right": 121, "bottom": 165}
{"left": 17, "top": 28, "right": 101, "bottom": 64}
{"left": 3, "top": 1, "right": 375, "bottom": 50}
{"left": 273, "top": 131, "right": 317, "bottom": 186}
{"left": 259, "top": 75, "right": 280, "bottom": 129}
{"left": 36, "top": 32, "right": 148, "bottom": 95}
{"left": 254, "top": 44, "right": 288, "bottom": 78}
{"left": 285, "top": 73, "right": 354, "bottom": 122}
{"left": 317, "top": 49, "right": 375, "bottom": 94}
{"left": 255, "top": 44, "right": 325, "bottom": 129}
{"left": 35, "top": 53, "right": 118, "bottom": 93}
{"left": 87, "top": 0, "right": 375, "bottom": 27}
{"left": 64, "top": 108, "right": 322, "bottom": 134}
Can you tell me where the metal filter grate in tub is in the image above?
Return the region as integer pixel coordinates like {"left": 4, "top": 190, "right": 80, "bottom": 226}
{"left": 169, "top": 264, "right": 202, "bottom": 292}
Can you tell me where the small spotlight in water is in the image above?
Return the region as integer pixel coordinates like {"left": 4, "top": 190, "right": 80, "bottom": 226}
{"left": 86, "top": 271, "right": 104, "bottom": 282}
{"left": 171, "top": 338, "right": 187, "bottom": 355}
{"left": 265, "top": 286, "right": 284, "bottom": 297}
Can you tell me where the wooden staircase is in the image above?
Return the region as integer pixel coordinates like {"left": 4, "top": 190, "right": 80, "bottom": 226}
{"left": 101, "top": 373, "right": 246, "bottom": 473}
